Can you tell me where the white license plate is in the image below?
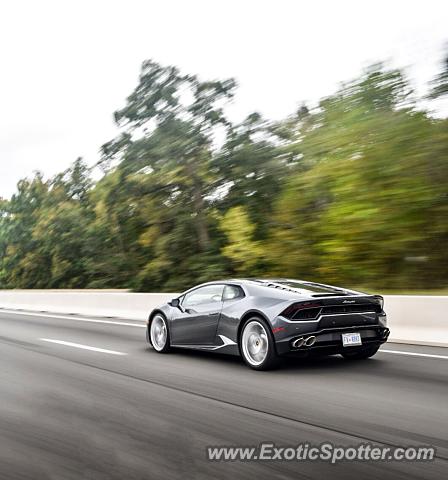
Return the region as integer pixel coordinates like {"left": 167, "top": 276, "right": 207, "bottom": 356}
{"left": 342, "top": 332, "right": 362, "bottom": 347}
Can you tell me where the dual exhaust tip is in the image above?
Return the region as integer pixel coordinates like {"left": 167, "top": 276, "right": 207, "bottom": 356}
{"left": 292, "top": 336, "right": 316, "bottom": 348}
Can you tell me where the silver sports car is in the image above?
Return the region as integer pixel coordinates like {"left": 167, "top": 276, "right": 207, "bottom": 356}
{"left": 147, "top": 279, "right": 389, "bottom": 370}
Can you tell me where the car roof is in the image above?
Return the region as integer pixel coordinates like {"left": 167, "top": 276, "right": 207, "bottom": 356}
{"left": 195, "top": 278, "right": 361, "bottom": 296}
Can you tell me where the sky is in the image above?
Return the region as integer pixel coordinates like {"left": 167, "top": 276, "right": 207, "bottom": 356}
{"left": 1, "top": 0, "right": 447, "bottom": 198}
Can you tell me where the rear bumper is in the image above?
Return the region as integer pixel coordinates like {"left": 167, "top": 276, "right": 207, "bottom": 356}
{"left": 275, "top": 324, "right": 390, "bottom": 356}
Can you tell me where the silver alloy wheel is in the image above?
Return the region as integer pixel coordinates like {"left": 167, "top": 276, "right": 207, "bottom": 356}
{"left": 241, "top": 320, "right": 269, "bottom": 366}
{"left": 150, "top": 315, "right": 168, "bottom": 351}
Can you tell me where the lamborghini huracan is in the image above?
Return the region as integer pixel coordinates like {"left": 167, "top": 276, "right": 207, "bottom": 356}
{"left": 146, "top": 279, "right": 389, "bottom": 370}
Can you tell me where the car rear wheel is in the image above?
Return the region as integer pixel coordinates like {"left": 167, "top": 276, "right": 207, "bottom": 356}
{"left": 149, "top": 314, "right": 171, "bottom": 353}
{"left": 341, "top": 344, "right": 379, "bottom": 360}
{"left": 240, "top": 317, "right": 280, "bottom": 370}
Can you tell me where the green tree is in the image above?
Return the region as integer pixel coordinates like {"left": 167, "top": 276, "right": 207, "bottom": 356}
{"left": 0, "top": 59, "right": 447, "bottom": 292}
{"left": 220, "top": 206, "right": 263, "bottom": 275}
{"left": 98, "top": 60, "right": 236, "bottom": 290}
{"left": 429, "top": 48, "right": 448, "bottom": 99}
{"left": 0, "top": 174, "right": 50, "bottom": 288}
{"left": 213, "top": 113, "right": 286, "bottom": 232}
{"left": 268, "top": 66, "right": 448, "bottom": 289}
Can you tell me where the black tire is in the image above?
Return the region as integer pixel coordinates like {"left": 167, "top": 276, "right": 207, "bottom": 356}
{"left": 148, "top": 313, "right": 171, "bottom": 353}
{"left": 239, "top": 316, "right": 280, "bottom": 371}
{"left": 341, "top": 344, "right": 379, "bottom": 360}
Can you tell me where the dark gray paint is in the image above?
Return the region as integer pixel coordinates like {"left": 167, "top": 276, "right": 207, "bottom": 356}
{"left": 152, "top": 278, "right": 388, "bottom": 356}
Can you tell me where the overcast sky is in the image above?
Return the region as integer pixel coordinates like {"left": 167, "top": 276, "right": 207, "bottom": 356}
{"left": 1, "top": 0, "right": 447, "bottom": 198}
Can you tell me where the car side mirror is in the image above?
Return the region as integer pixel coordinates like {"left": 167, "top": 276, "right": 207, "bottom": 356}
{"left": 170, "top": 298, "right": 180, "bottom": 308}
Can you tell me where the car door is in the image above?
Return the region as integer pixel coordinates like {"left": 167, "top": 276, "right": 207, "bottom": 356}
{"left": 171, "top": 284, "right": 225, "bottom": 345}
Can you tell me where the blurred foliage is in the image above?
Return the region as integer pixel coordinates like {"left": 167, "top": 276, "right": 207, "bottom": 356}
{"left": 429, "top": 47, "right": 448, "bottom": 99}
{"left": 0, "top": 57, "right": 447, "bottom": 291}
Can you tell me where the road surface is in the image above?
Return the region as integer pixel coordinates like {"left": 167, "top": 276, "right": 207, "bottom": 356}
{"left": 0, "top": 309, "right": 447, "bottom": 479}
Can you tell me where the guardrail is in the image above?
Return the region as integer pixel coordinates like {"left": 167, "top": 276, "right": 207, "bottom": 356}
{"left": 0, "top": 290, "right": 446, "bottom": 347}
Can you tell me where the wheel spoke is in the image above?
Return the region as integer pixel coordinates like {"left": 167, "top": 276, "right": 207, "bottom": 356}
{"left": 242, "top": 321, "right": 269, "bottom": 366}
{"left": 150, "top": 316, "right": 167, "bottom": 351}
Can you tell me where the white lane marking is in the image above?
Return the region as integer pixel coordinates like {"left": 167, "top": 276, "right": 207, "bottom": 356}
{"left": 3, "top": 309, "right": 446, "bottom": 359}
{"left": 40, "top": 338, "right": 127, "bottom": 355}
{"left": 0, "top": 309, "right": 145, "bottom": 328}
{"left": 379, "top": 349, "right": 448, "bottom": 360}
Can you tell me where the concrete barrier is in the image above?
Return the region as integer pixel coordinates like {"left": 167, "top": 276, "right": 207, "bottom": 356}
{"left": 384, "top": 295, "right": 447, "bottom": 347}
{"left": 0, "top": 290, "right": 177, "bottom": 322}
{"left": 0, "top": 290, "right": 446, "bottom": 347}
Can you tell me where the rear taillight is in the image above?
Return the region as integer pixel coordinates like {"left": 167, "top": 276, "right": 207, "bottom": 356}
{"left": 280, "top": 302, "right": 322, "bottom": 320}
{"left": 374, "top": 296, "right": 384, "bottom": 310}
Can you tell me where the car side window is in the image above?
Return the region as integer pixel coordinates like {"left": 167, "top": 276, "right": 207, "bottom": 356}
{"left": 223, "top": 285, "right": 245, "bottom": 301}
{"left": 182, "top": 285, "right": 224, "bottom": 308}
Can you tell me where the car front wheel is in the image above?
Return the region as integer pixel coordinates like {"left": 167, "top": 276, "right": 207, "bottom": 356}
{"left": 149, "top": 314, "right": 171, "bottom": 353}
{"left": 240, "top": 317, "right": 280, "bottom": 370}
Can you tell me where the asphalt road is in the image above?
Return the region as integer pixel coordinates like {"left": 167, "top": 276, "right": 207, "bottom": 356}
{"left": 0, "top": 309, "right": 447, "bottom": 480}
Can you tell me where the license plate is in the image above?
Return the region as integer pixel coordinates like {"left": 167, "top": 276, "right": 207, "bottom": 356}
{"left": 342, "top": 332, "right": 362, "bottom": 347}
